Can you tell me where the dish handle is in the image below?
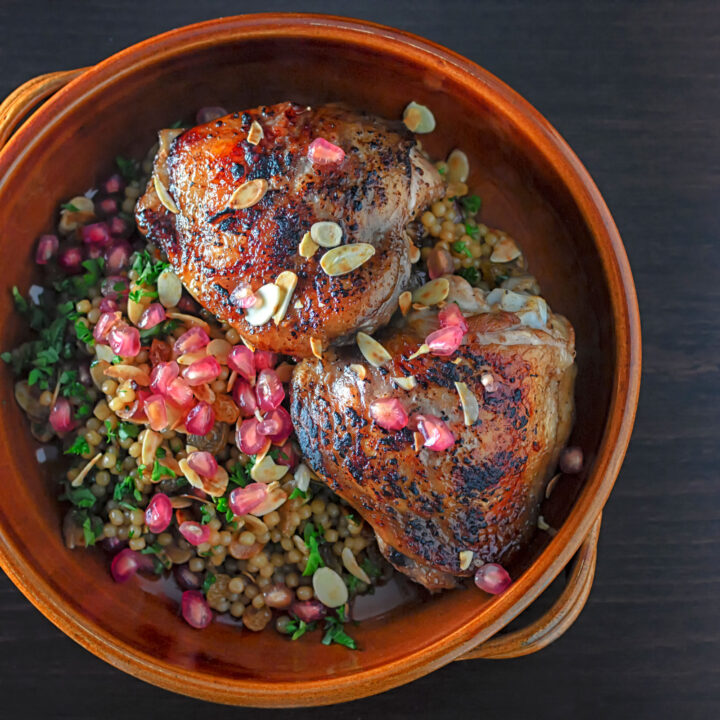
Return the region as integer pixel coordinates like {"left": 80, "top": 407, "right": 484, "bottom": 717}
{"left": 0, "top": 68, "right": 86, "bottom": 148}
{"left": 457, "top": 514, "right": 601, "bottom": 660}
{"left": 1, "top": 71, "right": 601, "bottom": 662}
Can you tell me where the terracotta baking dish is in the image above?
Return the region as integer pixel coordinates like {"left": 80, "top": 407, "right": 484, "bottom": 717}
{"left": 0, "top": 14, "right": 640, "bottom": 706}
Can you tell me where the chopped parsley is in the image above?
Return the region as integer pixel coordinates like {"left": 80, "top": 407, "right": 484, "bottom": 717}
{"left": 286, "top": 617, "right": 317, "bottom": 641}
{"left": 302, "top": 522, "right": 325, "bottom": 577}
{"left": 115, "top": 155, "right": 139, "bottom": 182}
{"left": 463, "top": 222, "right": 480, "bottom": 240}
{"left": 457, "top": 266, "right": 481, "bottom": 287}
{"left": 131, "top": 250, "right": 170, "bottom": 288}
{"left": 60, "top": 485, "right": 97, "bottom": 509}
{"left": 113, "top": 475, "right": 142, "bottom": 503}
{"left": 289, "top": 488, "right": 307, "bottom": 501}
{"left": 128, "top": 286, "right": 159, "bottom": 303}
{"left": 228, "top": 463, "right": 250, "bottom": 488}
{"left": 151, "top": 460, "right": 175, "bottom": 484}
{"left": 139, "top": 319, "right": 179, "bottom": 343}
{"left": 214, "top": 496, "right": 235, "bottom": 523}
{"left": 460, "top": 194, "right": 482, "bottom": 214}
{"left": 117, "top": 422, "right": 140, "bottom": 442}
{"left": 452, "top": 240, "right": 473, "bottom": 258}
{"left": 61, "top": 201, "right": 80, "bottom": 212}
{"left": 105, "top": 420, "right": 116, "bottom": 442}
{"left": 155, "top": 447, "right": 166, "bottom": 459}
{"left": 74, "top": 317, "right": 95, "bottom": 345}
{"left": 64, "top": 435, "right": 90, "bottom": 456}
{"left": 202, "top": 573, "right": 216, "bottom": 594}
{"left": 81, "top": 515, "right": 103, "bottom": 546}
{"left": 199, "top": 505, "right": 214, "bottom": 525}
{"left": 321, "top": 609, "right": 357, "bottom": 650}
{"left": 361, "top": 557, "right": 382, "bottom": 581}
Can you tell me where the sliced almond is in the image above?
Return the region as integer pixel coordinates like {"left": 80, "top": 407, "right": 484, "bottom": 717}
{"left": 312, "top": 567, "right": 348, "bottom": 607}
{"left": 480, "top": 372, "right": 497, "bottom": 392}
{"left": 298, "top": 232, "right": 319, "bottom": 258}
{"left": 250, "top": 455, "right": 289, "bottom": 484}
{"left": 89, "top": 360, "right": 111, "bottom": 390}
{"left": 104, "top": 364, "right": 151, "bottom": 386}
{"left": 446, "top": 181, "right": 468, "bottom": 199}
{"left": 409, "top": 243, "right": 421, "bottom": 263}
{"left": 356, "top": 332, "right": 392, "bottom": 367}
{"left": 126, "top": 289, "right": 147, "bottom": 325}
{"left": 413, "top": 431, "right": 424, "bottom": 452}
{"left": 342, "top": 547, "right": 371, "bottom": 584}
{"left": 244, "top": 283, "right": 281, "bottom": 326}
{"left": 393, "top": 375, "right": 417, "bottom": 391}
{"left": 228, "top": 178, "right": 268, "bottom": 210}
{"left": 490, "top": 234, "right": 522, "bottom": 263}
{"left": 157, "top": 269, "right": 182, "bottom": 308}
{"left": 412, "top": 277, "right": 450, "bottom": 306}
{"left": 399, "top": 291, "right": 412, "bottom": 316}
{"left": 273, "top": 271, "right": 298, "bottom": 325}
{"left": 350, "top": 363, "right": 367, "bottom": 380}
{"left": 308, "top": 337, "right": 323, "bottom": 360}
{"left": 293, "top": 463, "right": 311, "bottom": 492}
{"left": 293, "top": 299, "right": 303, "bottom": 309}
{"left": 153, "top": 175, "right": 179, "bottom": 214}
{"left": 243, "top": 514, "right": 268, "bottom": 535}
{"left": 240, "top": 336, "right": 256, "bottom": 352}
{"left": 545, "top": 473, "right": 561, "bottom": 499}
{"left": 402, "top": 101, "right": 436, "bottom": 134}
{"left": 166, "top": 312, "right": 210, "bottom": 331}
{"left": 412, "top": 303, "right": 429, "bottom": 311}
{"left": 247, "top": 120, "right": 264, "bottom": 145}
{"left": 407, "top": 344, "right": 430, "bottom": 360}
{"left": 459, "top": 550, "right": 474, "bottom": 571}
{"left": 207, "top": 338, "right": 232, "bottom": 364}
{"left": 141, "top": 429, "right": 162, "bottom": 467}
{"left": 293, "top": 534, "right": 309, "bottom": 555}
{"left": 251, "top": 486, "right": 288, "bottom": 516}
{"left": 226, "top": 370, "right": 238, "bottom": 393}
{"left": 320, "top": 243, "right": 375, "bottom": 276}
{"left": 310, "top": 221, "right": 343, "bottom": 248}
{"left": 178, "top": 458, "right": 228, "bottom": 497}
{"left": 454, "top": 381, "right": 479, "bottom": 426}
{"left": 446, "top": 149, "right": 470, "bottom": 183}
{"left": 70, "top": 453, "right": 102, "bottom": 487}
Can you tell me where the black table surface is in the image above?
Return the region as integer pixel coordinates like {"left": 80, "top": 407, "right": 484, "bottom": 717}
{"left": 1, "top": 1, "right": 718, "bottom": 718}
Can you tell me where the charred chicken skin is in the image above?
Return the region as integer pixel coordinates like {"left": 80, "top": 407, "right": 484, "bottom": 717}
{"left": 290, "top": 284, "right": 575, "bottom": 590}
{"left": 136, "top": 102, "right": 443, "bottom": 358}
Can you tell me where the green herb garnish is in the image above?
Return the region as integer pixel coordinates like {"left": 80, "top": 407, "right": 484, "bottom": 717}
{"left": 61, "top": 202, "right": 80, "bottom": 212}
{"left": 302, "top": 522, "right": 325, "bottom": 577}
{"left": 463, "top": 222, "right": 480, "bottom": 240}
{"left": 321, "top": 611, "right": 357, "bottom": 650}
{"left": 115, "top": 155, "right": 139, "bottom": 182}
{"left": 202, "top": 573, "right": 216, "bottom": 594}
{"left": 460, "top": 194, "right": 482, "bottom": 214}
{"left": 117, "top": 422, "right": 140, "bottom": 442}
{"left": 81, "top": 515, "right": 103, "bottom": 546}
{"left": 199, "top": 505, "right": 214, "bottom": 525}
{"left": 286, "top": 617, "right": 317, "bottom": 641}
{"left": 150, "top": 461, "right": 175, "bottom": 484}
{"left": 452, "top": 240, "right": 473, "bottom": 258}
{"left": 65, "top": 435, "right": 90, "bottom": 456}
{"left": 60, "top": 486, "right": 97, "bottom": 509}
{"left": 228, "top": 463, "right": 250, "bottom": 488}
{"left": 457, "top": 266, "right": 481, "bottom": 287}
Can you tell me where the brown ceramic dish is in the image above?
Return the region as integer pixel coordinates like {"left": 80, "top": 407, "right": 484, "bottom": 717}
{"left": 0, "top": 14, "right": 640, "bottom": 706}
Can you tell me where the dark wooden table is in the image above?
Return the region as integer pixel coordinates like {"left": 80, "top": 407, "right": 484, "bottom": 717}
{"left": 1, "top": 1, "right": 718, "bottom": 717}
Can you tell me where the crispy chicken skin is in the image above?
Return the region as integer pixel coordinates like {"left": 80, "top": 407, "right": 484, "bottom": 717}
{"left": 135, "top": 102, "right": 443, "bottom": 358}
{"left": 290, "top": 297, "right": 575, "bottom": 590}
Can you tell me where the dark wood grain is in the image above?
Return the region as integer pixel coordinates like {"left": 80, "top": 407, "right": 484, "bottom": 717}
{"left": 0, "top": 1, "right": 718, "bottom": 718}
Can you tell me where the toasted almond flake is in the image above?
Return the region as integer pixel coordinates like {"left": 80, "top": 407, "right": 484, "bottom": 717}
{"left": 399, "top": 291, "right": 412, "bottom": 316}
{"left": 407, "top": 344, "right": 430, "bottom": 360}
{"left": 244, "top": 283, "right": 281, "bottom": 326}
{"left": 166, "top": 312, "right": 210, "bottom": 331}
{"left": 320, "top": 242, "right": 375, "bottom": 276}
{"left": 251, "top": 487, "right": 288, "bottom": 516}
{"left": 393, "top": 375, "right": 417, "bottom": 391}
{"left": 157, "top": 268, "right": 182, "bottom": 308}
{"left": 490, "top": 235, "right": 522, "bottom": 263}
{"left": 50, "top": 378, "right": 62, "bottom": 409}
{"left": 141, "top": 429, "right": 162, "bottom": 466}
{"left": 413, "top": 431, "right": 424, "bottom": 452}
{"left": 95, "top": 344, "right": 115, "bottom": 363}
{"left": 293, "top": 463, "right": 312, "bottom": 492}
{"left": 177, "top": 349, "right": 207, "bottom": 365}
{"left": 310, "top": 337, "right": 323, "bottom": 360}
{"left": 206, "top": 338, "right": 232, "bottom": 364}
{"left": 446, "top": 149, "right": 470, "bottom": 183}
{"left": 127, "top": 290, "right": 146, "bottom": 325}
{"left": 273, "top": 270, "right": 298, "bottom": 325}
{"left": 545, "top": 473, "right": 561, "bottom": 499}
{"left": 356, "top": 332, "right": 392, "bottom": 367}
{"left": 90, "top": 360, "right": 111, "bottom": 390}
{"left": 253, "top": 407, "right": 264, "bottom": 422}
{"left": 254, "top": 439, "right": 272, "bottom": 464}
{"left": 169, "top": 496, "right": 193, "bottom": 509}
{"left": 312, "top": 567, "right": 348, "bottom": 607}
{"left": 412, "top": 277, "right": 450, "bottom": 306}
{"left": 537, "top": 515, "right": 557, "bottom": 536}
{"left": 226, "top": 370, "right": 238, "bottom": 393}
{"left": 240, "top": 336, "right": 256, "bottom": 352}
{"left": 454, "top": 381, "right": 479, "bottom": 426}
{"left": 310, "top": 221, "right": 343, "bottom": 248}
{"left": 228, "top": 178, "right": 268, "bottom": 210}
{"left": 402, "top": 101, "right": 436, "bottom": 133}
{"left": 350, "top": 363, "right": 367, "bottom": 380}
{"left": 446, "top": 181, "right": 468, "bottom": 198}
{"left": 412, "top": 303, "right": 429, "bottom": 311}
{"left": 293, "top": 299, "right": 303, "bottom": 309}
{"left": 153, "top": 175, "right": 179, "bottom": 214}
{"left": 451, "top": 357, "right": 463, "bottom": 365}
{"left": 247, "top": 120, "right": 264, "bottom": 145}
{"left": 481, "top": 372, "right": 497, "bottom": 392}
{"left": 459, "top": 550, "right": 474, "bottom": 571}
{"left": 342, "top": 547, "right": 371, "bottom": 583}
{"left": 178, "top": 458, "right": 228, "bottom": 497}
{"left": 250, "top": 455, "right": 290, "bottom": 483}
{"left": 298, "top": 231, "right": 319, "bottom": 258}
{"left": 409, "top": 242, "right": 421, "bottom": 263}
{"left": 243, "top": 514, "right": 268, "bottom": 535}
{"left": 293, "top": 534, "right": 309, "bottom": 555}
{"left": 71, "top": 453, "right": 102, "bottom": 487}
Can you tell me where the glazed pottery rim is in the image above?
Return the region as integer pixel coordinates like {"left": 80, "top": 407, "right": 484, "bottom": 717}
{"left": 0, "top": 13, "right": 641, "bottom": 706}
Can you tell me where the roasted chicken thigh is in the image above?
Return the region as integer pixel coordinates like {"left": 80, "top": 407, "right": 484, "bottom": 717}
{"left": 136, "top": 102, "right": 443, "bottom": 358}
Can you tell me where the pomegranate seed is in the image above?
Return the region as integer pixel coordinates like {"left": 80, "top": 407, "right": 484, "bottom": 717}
{"left": 103, "top": 173, "right": 125, "bottom": 194}
{"left": 185, "top": 402, "right": 215, "bottom": 435}
{"left": 290, "top": 599, "right": 327, "bottom": 623}
{"left": 308, "top": 137, "right": 345, "bottom": 165}
{"left": 182, "top": 590, "right": 213, "bottom": 629}
{"left": 99, "top": 197, "right": 118, "bottom": 216}
{"left": 137, "top": 302, "right": 166, "bottom": 330}
{"left": 58, "top": 246, "right": 83, "bottom": 274}
{"left": 166, "top": 377, "right": 194, "bottom": 409}
{"left": 474, "top": 563, "right": 512, "bottom": 594}
{"left": 236, "top": 417, "right": 270, "bottom": 455}
{"left": 145, "top": 493, "right": 172, "bottom": 534}
{"left": 415, "top": 413, "right": 455, "bottom": 451}
{"left": 174, "top": 565, "right": 201, "bottom": 591}
{"left": 49, "top": 398, "right": 76, "bottom": 433}
{"left": 438, "top": 302, "right": 469, "bottom": 333}
{"left": 35, "top": 234, "right": 58, "bottom": 264}
{"left": 144, "top": 394, "right": 168, "bottom": 432}
{"left": 227, "top": 345, "right": 256, "bottom": 383}
{"left": 108, "top": 323, "right": 141, "bottom": 357}
{"left": 232, "top": 378, "right": 258, "bottom": 417}
{"left": 254, "top": 351, "right": 278, "bottom": 370}
{"left": 80, "top": 221, "right": 112, "bottom": 248}
{"left": 255, "top": 368, "right": 284, "bottom": 411}
{"left": 427, "top": 247, "right": 454, "bottom": 279}
{"left": 369, "top": 398, "right": 408, "bottom": 431}
{"left": 426, "top": 325, "right": 464, "bottom": 356}
{"left": 179, "top": 521, "right": 211, "bottom": 546}
{"left": 104, "top": 240, "right": 132, "bottom": 274}
{"left": 111, "top": 548, "right": 153, "bottom": 583}
{"left": 228, "top": 483, "right": 268, "bottom": 516}
{"left": 257, "top": 406, "right": 293, "bottom": 444}
{"left": 229, "top": 283, "right": 258, "bottom": 309}
{"left": 187, "top": 451, "right": 218, "bottom": 477}
{"left": 560, "top": 446, "right": 584, "bottom": 474}
{"left": 174, "top": 326, "right": 210, "bottom": 355}
{"left": 108, "top": 215, "right": 131, "bottom": 238}
{"left": 182, "top": 355, "right": 221, "bottom": 386}
{"left": 196, "top": 106, "right": 227, "bottom": 124}
{"left": 150, "top": 361, "right": 179, "bottom": 395}
{"left": 99, "top": 298, "right": 118, "bottom": 314}
{"left": 93, "top": 311, "right": 121, "bottom": 344}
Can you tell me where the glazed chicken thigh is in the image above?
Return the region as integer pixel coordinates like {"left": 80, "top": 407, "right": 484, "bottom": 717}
{"left": 136, "top": 102, "right": 443, "bottom": 358}
{"left": 290, "top": 282, "right": 576, "bottom": 590}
